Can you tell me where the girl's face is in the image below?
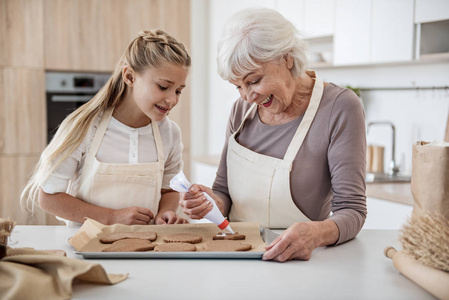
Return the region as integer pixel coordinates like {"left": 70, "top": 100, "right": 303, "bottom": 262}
{"left": 125, "top": 63, "right": 188, "bottom": 123}
{"left": 229, "top": 55, "right": 295, "bottom": 117}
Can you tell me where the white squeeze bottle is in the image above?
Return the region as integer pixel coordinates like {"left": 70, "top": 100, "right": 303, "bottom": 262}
{"left": 170, "top": 171, "right": 234, "bottom": 234}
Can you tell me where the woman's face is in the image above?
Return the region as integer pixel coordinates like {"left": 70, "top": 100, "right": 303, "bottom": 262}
{"left": 126, "top": 63, "right": 188, "bottom": 122}
{"left": 229, "top": 56, "right": 295, "bottom": 116}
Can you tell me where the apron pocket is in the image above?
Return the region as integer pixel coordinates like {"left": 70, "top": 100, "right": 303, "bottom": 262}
{"left": 91, "top": 174, "right": 157, "bottom": 210}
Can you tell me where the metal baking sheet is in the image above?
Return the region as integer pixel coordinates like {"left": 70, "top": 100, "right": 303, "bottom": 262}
{"left": 74, "top": 227, "right": 279, "bottom": 259}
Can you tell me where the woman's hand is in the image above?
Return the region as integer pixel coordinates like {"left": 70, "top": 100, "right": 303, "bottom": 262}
{"left": 262, "top": 220, "right": 339, "bottom": 262}
{"left": 179, "top": 184, "right": 219, "bottom": 219}
{"left": 110, "top": 207, "right": 154, "bottom": 225}
{"left": 155, "top": 211, "right": 189, "bottom": 225}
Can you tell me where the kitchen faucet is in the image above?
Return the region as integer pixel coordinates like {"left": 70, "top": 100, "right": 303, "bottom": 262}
{"left": 367, "top": 121, "right": 400, "bottom": 176}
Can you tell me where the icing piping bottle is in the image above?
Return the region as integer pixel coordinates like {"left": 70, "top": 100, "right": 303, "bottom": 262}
{"left": 170, "top": 171, "right": 234, "bottom": 233}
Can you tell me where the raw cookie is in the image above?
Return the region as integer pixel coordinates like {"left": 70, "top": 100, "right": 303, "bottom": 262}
{"left": 203, "top": 240, "right": 252, "bottom": 252}
{"left": 163, "top": 233, "right": 202, "bottom": 244}
{"left": 102, "top": 239, "right": 156, "bottom": 252}
{"left": 154, "top": 243, "right": 197, "bottom": 252}
{"left": 98, "top": 231, "right": 157, "bottom": 243}
{"left": 213, "top": 232, "right": 246, "bottom": 240}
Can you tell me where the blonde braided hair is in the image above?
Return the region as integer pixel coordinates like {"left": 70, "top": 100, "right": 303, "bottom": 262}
{"left": 21, "top": 30, "right": 190, "bottom": 213}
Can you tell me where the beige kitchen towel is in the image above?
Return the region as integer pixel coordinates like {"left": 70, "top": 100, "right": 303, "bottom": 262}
{"left": 0, "top": 247, "right": 128, "bottom": 300}
{"left": 411, "top": 141, "right": 449, "bottom": 220}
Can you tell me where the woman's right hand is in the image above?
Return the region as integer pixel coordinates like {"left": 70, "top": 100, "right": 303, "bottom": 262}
{"left": 110, "top": 207, "right": 154, "bottom": 225}
{"left": 179, "top": 184, "right": 216, "bottom": 219}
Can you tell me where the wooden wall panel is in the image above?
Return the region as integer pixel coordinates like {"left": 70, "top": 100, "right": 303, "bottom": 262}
{"left": 0, "top": 1, "right": 5, "bottom": 66}
{"left": 1, "top": 155, "right": 43, "bottom": 225}
{"left": 1, "top": 0, "right": 44, "bottom": 68}
{"left": 1, "top": 68, "right": 46, "bottom": 154}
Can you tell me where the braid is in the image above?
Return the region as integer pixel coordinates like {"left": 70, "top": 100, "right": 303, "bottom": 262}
{"left": 127, "top": 29, "right": 191, "bottom": 71}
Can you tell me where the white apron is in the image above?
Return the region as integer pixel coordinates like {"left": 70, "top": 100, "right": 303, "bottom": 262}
{"left": 62, "top": 107, "right": 165, "bottom": 226}
{"left": 227, "top": 72, "right": 324, "bottom": 228}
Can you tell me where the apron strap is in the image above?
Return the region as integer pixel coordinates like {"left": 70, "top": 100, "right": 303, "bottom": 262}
{"left": 233, "top": 103, "right": 258, "bottom": 136}
{"left": 86, "top": 107, "right": 114, "bottom": 159}
{"left": 151, "top": 120, "right": 165, "bottom": 162}
{"left": 283, "top": 74, "right": 324, "bottom": 163}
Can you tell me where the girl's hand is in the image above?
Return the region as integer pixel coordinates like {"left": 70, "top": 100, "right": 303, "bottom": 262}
{"left": 155, "top": 211, "right": 189, "bottom": 224}
{"left": 179, "top": 184, "right": 215, "bottom": 219}
{"left": 110, "top": 207, "right": 154, "bottom": 225}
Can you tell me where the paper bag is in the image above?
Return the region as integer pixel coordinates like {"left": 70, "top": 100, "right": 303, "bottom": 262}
{"left": 411, "top": 141, "right": 449, "bottom": 220}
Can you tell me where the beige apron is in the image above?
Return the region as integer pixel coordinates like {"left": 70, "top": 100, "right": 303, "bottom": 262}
{"left": 227, "top": 72, "right": 324, "bottom": 228}
{"left": 61, "top": 107, "right": 165, "bottom": 226}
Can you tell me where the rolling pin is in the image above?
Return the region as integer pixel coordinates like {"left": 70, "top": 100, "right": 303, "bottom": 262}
{"left": 384, "top": 247, "right": 449, "bottom": 300}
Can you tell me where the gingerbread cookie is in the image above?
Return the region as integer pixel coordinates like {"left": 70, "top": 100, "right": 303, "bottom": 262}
{"left": 163, "top": 233, "right": 202, "bottom": 244}
{"left": 213, "top": 232, "right": 246, "bottom": 240}
{"left": 154, "top": 243, "right": 197, "bottom": 252}
{"left": 98, "top": 231, "right": 157, "bottom": 243}
{"left": 203, "top": 240, "right": 252, "bottom": 252}
{"left": 102, "top": 239, "right": 156, "bottom": 252}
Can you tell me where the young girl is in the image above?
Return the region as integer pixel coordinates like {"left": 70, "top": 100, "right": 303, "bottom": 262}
{"left": 21, "top": 30, "right": 191, "bottom": 226}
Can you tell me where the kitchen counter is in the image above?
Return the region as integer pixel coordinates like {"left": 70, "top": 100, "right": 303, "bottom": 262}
{"left": 366, "top": 182, "right": 414, "bottom": 205}
{"left": 7, "top": 225, "right": 435, "bottom": 299}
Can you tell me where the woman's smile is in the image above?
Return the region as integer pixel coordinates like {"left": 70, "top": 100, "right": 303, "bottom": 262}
{"left": 260, "top": 94, "right": 273, "bottom": 107}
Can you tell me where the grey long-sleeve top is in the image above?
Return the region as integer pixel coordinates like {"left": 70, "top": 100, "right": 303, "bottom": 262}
{"left": 212, "top": 83, "right": 367, "bottom": 244}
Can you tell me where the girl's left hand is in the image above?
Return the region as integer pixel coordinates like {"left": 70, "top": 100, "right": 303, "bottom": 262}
{"left": 155, "top": 211, "right": 189, "bottom": 224}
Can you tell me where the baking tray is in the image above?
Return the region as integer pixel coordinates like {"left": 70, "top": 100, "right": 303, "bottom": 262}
{"left": 74, "top": 227, "right": 280, "bottom": 259}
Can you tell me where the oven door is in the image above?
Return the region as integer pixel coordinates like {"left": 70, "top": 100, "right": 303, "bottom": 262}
{"left": 46, "top": 93, "right": 95, "bottom": 143}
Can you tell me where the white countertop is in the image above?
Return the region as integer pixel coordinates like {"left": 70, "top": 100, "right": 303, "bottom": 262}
{"left": 9, "top": 226, "right": 436, "bottom": 300}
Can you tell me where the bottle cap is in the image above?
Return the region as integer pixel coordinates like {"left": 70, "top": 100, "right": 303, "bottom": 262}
{"left": 218, "top": 219, "right": 229, "bottom": 230}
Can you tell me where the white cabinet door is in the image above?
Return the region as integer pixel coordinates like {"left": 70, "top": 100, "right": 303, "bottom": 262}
{"left": 334, "top": 0, "right": 414, "bottom": 65}
{"left": 277, "top": 0, "right": 306, "bottom": 33}
{"left": 303, "top": 0, "right": 335, "bottom": 38}
{"left": 415, "top": 0, "right": 449, "bottom": 23}
{"left": 334, "top": 0, "right": 372, "bottom": 65}
{"left": 277, "top": 0, "right": 335, "bottom": 38}
{"left": 371, "top": 0, "right": 414, "bottom": 63}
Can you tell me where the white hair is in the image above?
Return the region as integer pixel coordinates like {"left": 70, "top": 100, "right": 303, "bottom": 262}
{"left": 217, "top": 7, "right": 308, "bottom": 81}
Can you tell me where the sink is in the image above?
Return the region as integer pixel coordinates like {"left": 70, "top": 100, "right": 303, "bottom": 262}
{"left": 366, "top": 173, "right": 411, "bottom": 183}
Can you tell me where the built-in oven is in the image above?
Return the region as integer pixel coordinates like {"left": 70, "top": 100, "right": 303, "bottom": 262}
{"left": 46, "top": 72, "right": 110, "bottom": 143}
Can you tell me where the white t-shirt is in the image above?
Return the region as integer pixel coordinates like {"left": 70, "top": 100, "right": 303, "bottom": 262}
{"left": 41, "top": 115, "right": 183, "bottom": 195}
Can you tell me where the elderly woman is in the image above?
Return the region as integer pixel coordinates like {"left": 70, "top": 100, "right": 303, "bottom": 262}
{"left": 180, "top": 8, "right": 367, "bottom": 262}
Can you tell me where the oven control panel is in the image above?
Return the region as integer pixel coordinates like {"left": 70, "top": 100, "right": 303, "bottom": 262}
{"left": 46, "top": 71, "right": 110, "bottom": 93}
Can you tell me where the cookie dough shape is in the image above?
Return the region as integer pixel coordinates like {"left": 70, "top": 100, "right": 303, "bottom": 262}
{"left": 203, "top": 240, "right": 252, "bottom": 252}
{"left": 213, "top": 232, "right": 246, "bottom": 240}
{"left": 154, "top": 243, "right": 197, "bottom": 252}
{"left": 102, "top": 239, "right": 156, "bottom": 252}
{"left": 163, "top": 233, "right": 202, "bottom": 244}
{"left": 99, "top": 231, "right": 157, "bottom": 243}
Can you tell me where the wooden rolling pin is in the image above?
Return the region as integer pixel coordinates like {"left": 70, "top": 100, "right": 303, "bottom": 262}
{"left": 385, "top": 247, "right": 449, "bottom": 300}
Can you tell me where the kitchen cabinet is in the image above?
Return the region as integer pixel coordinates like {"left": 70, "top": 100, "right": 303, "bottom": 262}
{"left": 277, "top": 0, "right": 334, "bottom": 38}
{"left": 415, "top": 0, "right": 449, "bottom": 60}
{"left": 0, "top": 0, "right": 44, "bottom": 68}
{"left": 44, "top": 0, "right": 191, "bottom": 72}
{"left": 0, "top": 68, "right": 46, "bottom": 155}
{"left": 333, "top": 0, "right": 371, "bottom": 65}
{"left": 334, "top": 0, "right": 414, "bottom": 65}
{"left": 0, "top": 155, "right": 62, "bottom": 225}
{"left": 415, "top": 0, "right": 449, "bottom": 23}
